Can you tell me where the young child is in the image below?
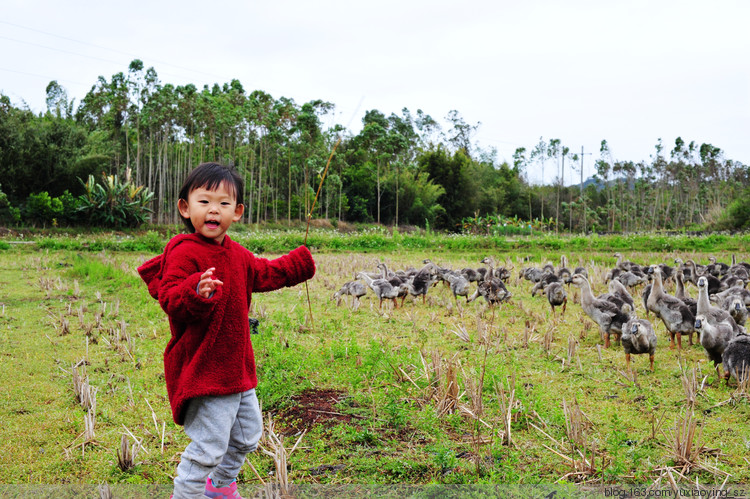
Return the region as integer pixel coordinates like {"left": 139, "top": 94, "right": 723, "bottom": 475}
{"left": 137, "top": 162, "right": 316, "bottom": 499}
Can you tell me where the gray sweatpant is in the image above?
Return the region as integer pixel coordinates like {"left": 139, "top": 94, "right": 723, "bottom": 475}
{"left": 173, "top": 389, "right": 263, "bottom": 499}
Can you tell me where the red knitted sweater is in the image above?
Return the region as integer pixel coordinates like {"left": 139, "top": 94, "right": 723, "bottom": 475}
{"left": 137, "top": 233, "right": 315, "bottom": 424}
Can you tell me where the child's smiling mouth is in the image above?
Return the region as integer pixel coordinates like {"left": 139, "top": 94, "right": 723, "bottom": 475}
{"left": 205, "top": 220, "right": 221, "bottom": 229}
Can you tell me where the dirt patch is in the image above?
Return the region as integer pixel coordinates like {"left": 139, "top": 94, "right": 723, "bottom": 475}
{"left": 308, "top": 218, "right": 335, "bottom": 229}
{"left": 396, "top": 224, "right": 422, "bottom": 234}
{"left": 335, "top": 221, "right": 356, "bottom": 233}
{"left": 276, "top": 388, "right": 352, "bottom": 434}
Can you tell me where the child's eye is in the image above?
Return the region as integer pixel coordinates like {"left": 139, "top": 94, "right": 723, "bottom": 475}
{"left": 222, "top": 202, "right": 231, "bottom": 206}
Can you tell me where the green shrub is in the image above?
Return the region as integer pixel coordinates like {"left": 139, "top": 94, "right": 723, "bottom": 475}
{"left": 717, "top": 190, "right": 750, "bottom": 231}
{"left": 57, "top": 190, "right": 82, "bottom": 225}
{"left": 0, "top": 183, "right": 20, "bottom": 225}
{"left": 77, "top": 170, "right": 154, "bottom": 228}
{"left": 22, "top": 190, "right": 83, "bottom": 227}
{"left": 23, "top": 191, "right": 63, "bottom": 227}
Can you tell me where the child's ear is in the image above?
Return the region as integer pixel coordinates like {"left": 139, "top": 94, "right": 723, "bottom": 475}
{"left": 178, "top": 199, "right": 190, "bottom": 219}
{"left": 233, "top": 203, "right": 245, "bottom": 222}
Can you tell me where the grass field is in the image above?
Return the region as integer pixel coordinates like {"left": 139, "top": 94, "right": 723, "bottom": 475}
{"left": 0, "top": 236, "right": 748, "bottom": 491}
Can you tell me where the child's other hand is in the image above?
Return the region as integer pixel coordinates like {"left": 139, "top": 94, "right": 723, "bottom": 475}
{"left": 198, "top": 267, "right": 223, "bottom": 298}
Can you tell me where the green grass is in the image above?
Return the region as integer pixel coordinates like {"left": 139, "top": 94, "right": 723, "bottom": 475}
{"left": 18, "top": 225, "right": 750, "bottom": 254}
{"left": 0, "top": 237, "right": 748, "bottom": 490}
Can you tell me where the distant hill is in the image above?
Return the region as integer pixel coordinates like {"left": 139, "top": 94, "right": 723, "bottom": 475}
{"left": 571, "top": 176, "right": 626, "bottom": 190}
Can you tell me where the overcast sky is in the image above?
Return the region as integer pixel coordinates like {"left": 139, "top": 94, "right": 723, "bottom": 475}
{"left": 2, "top": 0, "right": 748, "bottom": 185}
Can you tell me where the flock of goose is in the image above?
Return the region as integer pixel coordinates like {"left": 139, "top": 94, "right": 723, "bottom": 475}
{"left": 332, "top": 252, "right": 750, "bottom": 384}
{"left": 522, "top": 252, "right": 750, "bottom": 382}
{"left": 333, "top": 257, "right": 512, "bottom": 311}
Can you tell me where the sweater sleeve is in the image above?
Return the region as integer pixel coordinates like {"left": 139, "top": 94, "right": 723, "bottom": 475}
{"left": 249, "top": 245, "right": 316, "bottom": 292}
{"left": 158, "top": 245, "right": 221, "bottom": 322}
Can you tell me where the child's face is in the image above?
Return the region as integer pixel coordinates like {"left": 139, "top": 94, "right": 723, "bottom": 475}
{"left": 178, "top": 181, "right": 244, "bottom": 244}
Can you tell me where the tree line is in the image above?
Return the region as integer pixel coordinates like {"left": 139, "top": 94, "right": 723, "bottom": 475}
{"left": 1, "top": 60, "right": 748, "bottom": 232}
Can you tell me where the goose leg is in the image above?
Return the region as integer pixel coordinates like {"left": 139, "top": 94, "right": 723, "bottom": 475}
{"left": 649, "top": 353, "right": 655, "bottom": 372}
{"left": 625, "top": 353, "right": 631, "bottom": 373}
{"left": 562, "top": 298, "right": 567, "bottom": 315}
{"left": 392, "top": 298, "right": 398, "bottom": 309}
{"left": 669, "top": 332, "right": 676, "bottom": 349}
{"left": 605, "top": 332, "right": 611, "bottom": 348}
{"left": 676, "top": 333, "right": 683, "bottom": 350}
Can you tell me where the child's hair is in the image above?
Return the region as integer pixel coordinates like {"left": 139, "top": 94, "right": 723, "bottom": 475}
{"left": 178, "top": 162, "right": 245, "bottom": 232}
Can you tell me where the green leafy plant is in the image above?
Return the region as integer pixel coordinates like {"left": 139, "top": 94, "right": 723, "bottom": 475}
{"left": 0, "top": 183, "right": 21, "bottom": 225}
{"left": 23, "top": 191, "right": 63, "bottom": 227}
{"left": 78, "top": 169, "right": 154, "bottom": 228}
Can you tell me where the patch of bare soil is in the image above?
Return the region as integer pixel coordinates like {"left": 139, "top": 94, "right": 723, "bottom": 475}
{"left": 308, "top": 219, "right": 335, "bottom": 229}
{"left": 335, "top": 221, "right": 356, "bottom": 233}
{"left": 276, "top": 388, "right": 351, "bottom": 434}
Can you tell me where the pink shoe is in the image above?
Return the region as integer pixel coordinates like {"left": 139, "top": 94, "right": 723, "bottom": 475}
{"left": 204, "top": 477, "right": 243, "bottom": 499}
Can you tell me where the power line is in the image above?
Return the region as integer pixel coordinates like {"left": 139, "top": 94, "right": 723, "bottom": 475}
{"left": 0, "top": 66, "right": 88, "bottom": 87}
{"left": 0, "top": 34, "right": 130, "bottom": 69}
{"left": 0, "top": 32, "right": 236, "bottom": 107}
{"left": 0, "top": 20, "right": 233, "bottom": 82}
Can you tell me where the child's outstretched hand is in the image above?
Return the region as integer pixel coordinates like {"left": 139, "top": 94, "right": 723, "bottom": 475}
{"left": 198, "top": 267, "right": 223, "bottom": 298}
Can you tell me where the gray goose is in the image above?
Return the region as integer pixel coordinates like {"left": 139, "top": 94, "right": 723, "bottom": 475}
{"left": 616, "top": 270, "right": 649, "bottom": 289}
{"left": 543, "top": 281, "right": 567, "bottom": 316}
{"left": 712, "top": 286, "right": 750, "bottom": 309}
{"left": 556, "top": 255, "right": 572, "bottom": 283}
{"left": 646, "top": 265, "right": 695, "bottom": 349}
{"left": 685, "top": 260, "right": 721, "bottom": 294}
{"left": 406, "top": 261, "right": 439, "bottom": 305}
{"left": 722, "top": 334, "right": 750, "bottom": 384}
{"left": 356, "top": 272, "right": 402, "bottom": 309}
{"left": 722, "top": 295, "right": 748, "bottom": 327}
{"left": 570, "top": 273, "right": 629, "bottom": 348}
{"left": 706, "top": 256, "right": 729, "bottom": 277}
{"left": 521, "top": 266, "right": 547, "bottom": 283}
{"left": 531, "top": 271, "right": 561, "bottom": 297}
{"left": 696, "top": 276, "right": 743, "bottom": 336}
{"left": 621, "top": 317, "right": 657, "bottom": 372}
{"left": 674, "top": 269, "right": 698, "bottom": 317}
{"left": 694, "top": 314, "right": 736, "bottom": 380}
{"left": 571, "top": 266, "right": 588, "bottom": 283}
{"left": 377, "top": 262, "right": 409, "bottom": 307}
{"left": 333, "top": 279, "right": 367, "bottom": 309}
{"left": 468, "top": 257, "right": 511, "bottom": 305}
{"left": 607, "top": 278, "right": 635, "bottom": 314}
{"left": 439, "top": 268, "right": 472, "bottom": 303}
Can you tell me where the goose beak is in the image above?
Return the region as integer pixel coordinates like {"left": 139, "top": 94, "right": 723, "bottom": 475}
{"left": 735, "top": 303, "right": 742, "bottom": 311}
{"left": 631, "top": 323, "right": 638, "bottom": 334}
{"left": 694, "top": 318, "right": 702, "bottom": 329}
